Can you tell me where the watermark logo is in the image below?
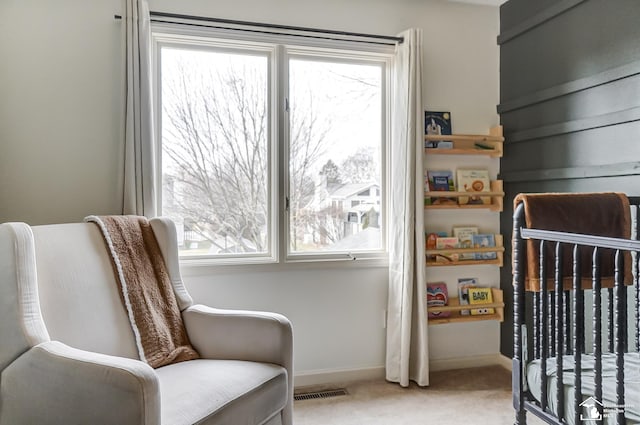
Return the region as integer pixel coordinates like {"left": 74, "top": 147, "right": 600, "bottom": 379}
{"left": 579, "top": 396, "right": 629, "bottom": 422}
{"left": 580, "top": 397, "right": 602, "bottom": 421}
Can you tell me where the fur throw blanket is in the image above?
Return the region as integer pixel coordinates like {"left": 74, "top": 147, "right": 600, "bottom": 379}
{"left": 86, "top": 215, "right": 199, "bottom": 368}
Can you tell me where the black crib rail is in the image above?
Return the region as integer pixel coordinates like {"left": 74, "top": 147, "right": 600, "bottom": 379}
{"left": 513, "top": 201, "right": 640, "bottom": 425}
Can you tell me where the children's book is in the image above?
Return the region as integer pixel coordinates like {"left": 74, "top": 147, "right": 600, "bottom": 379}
{"left": 426, "top": 232, "right": 439, "bottom": 250}
{"left": 425, "top": 170, "right": 456, "bottom": 206}
{"left": 424, "top": 111, "right": 452, "bottom": 146}
{"left": 456, "top": 169, "right": 491, "bottom": 205}
{"left": 457, "top": 278, "right": 478, "bottom": 316}
{"left": 434, "top": 237, "right": 459, "bottom": 263}
{"left": 427, "top": 282, "right": 450, "bottom": 318}
{"left": 472, "top": 234, "right": 497, "bottom": 260}
{"left": 468, "top": 287, "right": 495, "bottom": 315}
{"left": 453, "top": 226, "right": 478, "bottom": 260}
{"left": 436, "top": 237, "right": 458, "bottom": 249}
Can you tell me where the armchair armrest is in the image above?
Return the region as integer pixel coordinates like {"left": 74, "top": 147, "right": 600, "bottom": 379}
{"left": 0, "top": 341, "right": 160, "bottom": 425}
{"left": 183, "top": 304, "right": 293, "bottom": 368}
{"left": 182, "top": 304, "right": 294, "bottom": 425}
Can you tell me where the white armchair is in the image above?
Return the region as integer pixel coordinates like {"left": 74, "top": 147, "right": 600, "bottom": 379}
{"left": 0, "top": 218, "right": 293, "bottom": 425}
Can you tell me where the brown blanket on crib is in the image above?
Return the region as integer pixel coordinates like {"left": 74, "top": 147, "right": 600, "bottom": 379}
{"left": 86, "top": 215, "right": 199, "bottom": 368}
{"left": 513, "top": 193, "right": 632, "bottom": 292}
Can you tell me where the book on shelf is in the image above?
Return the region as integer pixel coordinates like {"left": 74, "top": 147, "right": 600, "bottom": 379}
{"left": 468, "top": 287, "right": 495, "bottom": 315}
{"left": 436, "top": 237, "right": 458, "bottom": 249}
{"left": 426, "top": 232, "right": 448, "bottom": 262}
{"left": 456, "top": 169, "right": 491, "bottom": 205}
{"left": 425, "top": 170, "right": 456, "bottom": 206}
{"left": 457, "top": 277, "right": 479, "bottom": 316}
{"left": 427, "top": 170, "right": 454, "bottom": 191}
{"left": 434, "top": 237, "right": 459, "bottom": 263}
{"left": 426, "top": 232, "right": 438, "bottom": 250}
{"left": 452, "top": 226, "right": 478, "bottom": 260}
{"left": 472, "top": 234, "right": 497, "bottom": 260}
{"left": 426, "top": 282, "right": 450, "bottom": 318}
{"left": 424, "top": 111, "right": 452, "bottom": 148}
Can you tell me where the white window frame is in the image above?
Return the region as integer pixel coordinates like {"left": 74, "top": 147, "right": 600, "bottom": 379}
{"left": 153, "top": 30, "right": 279, "bottom": 265}
{"left": 282, "top": 47, "right": 390, "bottom": 263}
{"left": 152, "top": 23, "right": 392, "bottom": 265}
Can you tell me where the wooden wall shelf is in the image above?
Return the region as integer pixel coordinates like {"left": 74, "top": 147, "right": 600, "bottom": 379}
{"left": 426, "top": 235, "right": 504, "bottom": 267}
{"left": 423, "top": 124, "right": 503, "bottom": 344}
{"left": 425, "top": 126, "right": 504, "bottom": 158}
{"left": 428, "top": 288, "right": 504, "bottom": 325}
{"left": 425, "top": 180, "right": 504, "bottom": 212}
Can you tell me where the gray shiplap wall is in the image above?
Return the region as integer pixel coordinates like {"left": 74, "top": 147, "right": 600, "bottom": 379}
{"left": 498, "top": 0, "right": 640, "bottom": 357}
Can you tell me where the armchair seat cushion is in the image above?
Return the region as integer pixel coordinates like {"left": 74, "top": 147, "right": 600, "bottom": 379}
{"left": 157, "top": 359, "right": 287, "bottom": 425}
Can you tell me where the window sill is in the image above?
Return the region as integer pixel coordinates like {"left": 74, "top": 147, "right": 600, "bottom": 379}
{"left": 178, "top": 255, "right": 389, "bottom": 277}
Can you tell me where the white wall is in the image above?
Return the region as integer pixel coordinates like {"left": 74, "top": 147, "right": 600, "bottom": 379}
{"left": 0, "top": 0, "right": 124, "bottom": 224}
{"left": 0, "top": 0, "right": 500, "bottom": 384}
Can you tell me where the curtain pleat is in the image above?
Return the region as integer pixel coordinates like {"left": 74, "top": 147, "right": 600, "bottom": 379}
{"left": 122, "top": 0, "right": 156, "bottom": 217}
{"left": 385, "top": 28, "right": 428, "bottom": 387}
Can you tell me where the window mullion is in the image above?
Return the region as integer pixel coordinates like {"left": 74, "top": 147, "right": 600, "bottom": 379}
{"left": 276, "top": 45, "right": 290, "bottom": 263}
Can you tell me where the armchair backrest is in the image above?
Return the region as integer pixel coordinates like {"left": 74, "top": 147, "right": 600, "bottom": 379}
{"left": 31, "top": 223, "right": 140, "bottom": 359}
{"left": 0, "top": 217, "right": 194, "bottom": 369}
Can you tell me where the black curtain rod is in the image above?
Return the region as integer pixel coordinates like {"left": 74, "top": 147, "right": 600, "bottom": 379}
{"left": 114, "top": 11, "right": 404, "bottom": 45}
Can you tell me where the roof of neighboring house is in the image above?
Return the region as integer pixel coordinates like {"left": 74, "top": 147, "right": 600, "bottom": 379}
{"left": 328, "top": 182, "right": 379, "bottom": 200}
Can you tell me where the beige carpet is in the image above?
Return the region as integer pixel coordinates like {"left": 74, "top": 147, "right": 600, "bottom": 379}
{"left": 294, "top": 365, "right": 546, "bottom": 424}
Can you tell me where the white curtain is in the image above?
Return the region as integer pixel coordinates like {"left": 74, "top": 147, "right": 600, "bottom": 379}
{"left": 122, "top": 0, "right": 156, "bottom": 216}
{"left": 385, "top": 28, "right": 428, "bottom": 387}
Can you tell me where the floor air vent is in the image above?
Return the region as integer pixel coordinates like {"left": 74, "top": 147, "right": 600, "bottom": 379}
{"left": 294, "top": 388, "right": 348, "bottom": 401}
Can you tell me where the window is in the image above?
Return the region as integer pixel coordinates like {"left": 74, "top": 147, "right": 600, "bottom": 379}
{"left": 288, "top": 56, "right": 384, "bottom": 255}
{"left": 160, "top": 46, "right": 271, "bottom": 258}
{"left": 154, "top": 28, "right": 391, "bottom": 262}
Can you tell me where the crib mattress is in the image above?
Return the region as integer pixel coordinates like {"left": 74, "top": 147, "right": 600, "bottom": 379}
{"left": 527, "top": 353, "right": 640, "bottom": 425}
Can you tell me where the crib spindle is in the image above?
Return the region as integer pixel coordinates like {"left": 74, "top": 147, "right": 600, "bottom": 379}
{"left": 635, "top": 248, "right": 640, "bottom": 352}
{"left": 635, "top": 245, "right": 640, "bottom": 352}
{"left": 555, "top": 242, "right": 565, "bottom": 421}
{"left": 564, "top": 290, "right": 571, "bottom": 354}
{"left": 512, "top": 204, "right": 526, "bottom": 425}
{"left": 540, "top": 240, "right": 548, "bottom": 412}
{"left": 608, "top": 287, "right": 614, "bottom": 353}
{"left": 621, "top": 260, "right": 628, "bottom": 354}
{"left": 593, "top": 248, "right": 603, "bottom": 421}
{"left": 550, "top": 294, "right": 556, "bottom": 358}
{"left": 534, "top": 291, "right": 540, "bottom": 360}
{"left": 614, "top": 250, "right": 625, "bottom": 425}
{"left": 572, "top": 244, "right": 583, "bottom": 425}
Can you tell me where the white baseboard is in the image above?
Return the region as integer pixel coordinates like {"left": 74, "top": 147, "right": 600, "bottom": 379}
{"left": 496, "top": 353, "right": 513, "bottom": 371}
{"left": 294, "top": 366, "right": 385, "bottom": 389}
{"left": 294, "top": 354, "right": 513, "bottom": 388}
{"left": 430, "top": 353, "right": 512, "bottom": 372}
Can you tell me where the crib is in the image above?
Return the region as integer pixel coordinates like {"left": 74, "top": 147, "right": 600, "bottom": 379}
{"left": 512, "top": 193, "right": 640, "bottom": 425}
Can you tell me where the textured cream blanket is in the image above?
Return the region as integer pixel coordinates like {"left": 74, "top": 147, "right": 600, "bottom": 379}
{"left": 86, "top": 215, "right": 199, "bottom": 368}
